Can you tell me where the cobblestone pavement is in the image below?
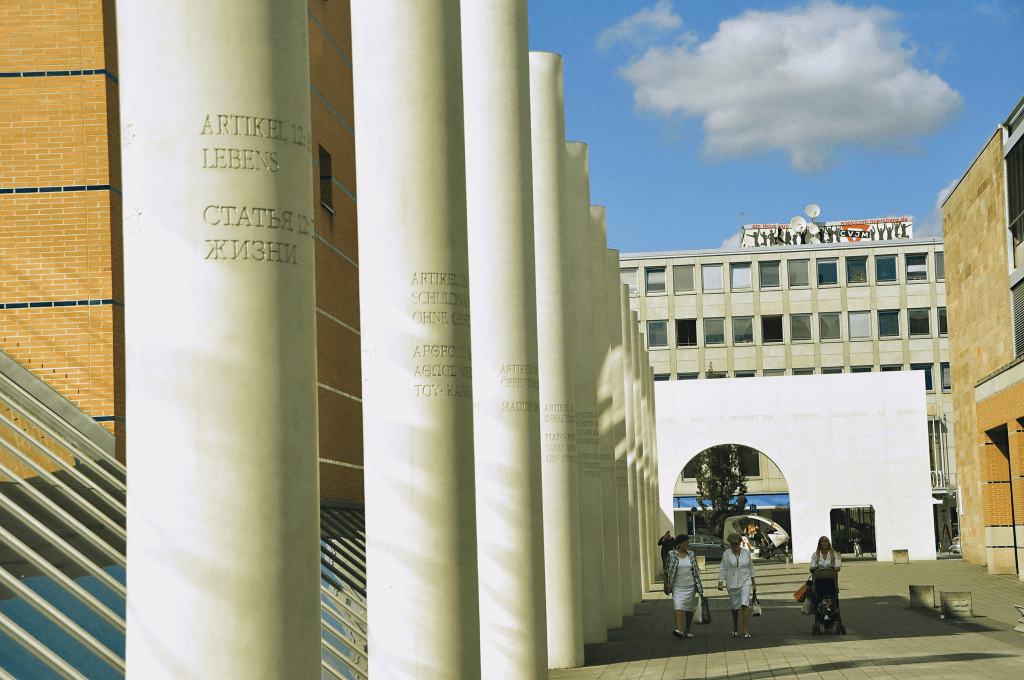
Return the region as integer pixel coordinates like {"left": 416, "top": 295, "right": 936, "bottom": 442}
{"left": 551, "top": 555, "right": 1024, "bottom": 679}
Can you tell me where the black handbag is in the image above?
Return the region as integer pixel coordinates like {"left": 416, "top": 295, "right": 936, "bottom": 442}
{"left": 696, "top": 594, "right": 712, "bottom": 624}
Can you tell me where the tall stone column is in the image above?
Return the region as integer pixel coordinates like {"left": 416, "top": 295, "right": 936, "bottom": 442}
{"left": 639, "top": 343, "right": 655, "bottom": 583}
{"left": 591, "top": 207, "right": 622, "bottom": 629}
{"left": 566, "top": 142, "right": 606, "bottom": 643}
{"left": 118, "top": 2, "right": 320, "bottom": 678}
{"left": 462, "top": 2, "right": 547, "bottom": 675}
{"left": 529, "top": 52, "right": 584, "bottom": 668}
{"left": 621, "top": 287, "right": 642, "bottom": 604}
{"left": 606, "top": 253, "right": 634, "bottom": 617}
{"left": 644, "top": 358, "right": 660, "bottom": 576}
{"left": 648, "top": 365, "right": 663, "bottom": 550}
{"left": 352, "top": 2, "right": 481, "bottom": 677}
{"left": 633, "top": 321, "right": 650, "bottom": 592}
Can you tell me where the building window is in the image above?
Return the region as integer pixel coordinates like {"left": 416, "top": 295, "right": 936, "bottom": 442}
{"left": 621, "top": 268, "right": 638, "bottom": 295}
{"left": 817, "top": 258, "right": 838, "bottom": 286}
{"left": 908, "top": 308, "right": 930, "bottom": 336}
{"left": 731, "top": 263, "right": 751, "bottom": 290}
{"left": 846, "top": 257, "right": 868, "bottom": 284}
{"left": 762, "top": 315, "right": 784, "bottom": 343}
{"left": 1014, "top": 281, "right": 1024, "bottom": 358}
{"left": 647, "top": 320, "right": 668, "bottom": 347}
{"left": 678, "top": 372, "right": 699, "bottom": 380}
{"left": 938, "top": 307, "right": 947, "bottom": 336}
{"left": 906, "top": 254, "right": 928, "bottom": 281}
{"left": 735, "top": 370, "right": 756, "bottom": 378}
{"left": 704, "top": 318, "right": 725, "bottom": 345}
{"left": 848, "top": 311, "right": 871, "bottom": 340}
{"left": 788, "top": 259, "right": 810, "bottom": 287}
{"left": 676, "top": 319, "right": 698, "bottom": 347}
{"left": 935, "top": 252, "right": 945, "bottom": 280}
{"left": 940, "top": 362, "right": 951, "bottom": 392}
{"left": 819, "top": 312, "right": 841, "bottom": 340}
{"left": 702, "top": 264, "right": 723, "bottom": 292}
{"left": 739, "top": 449, "right": 761, "bottom": 476}
{"left": 646, "top": 267, "right": 666, "bottom": 294}
{"left": 653, "top": 373, "right": 670, "bottom": 381}
{"left": 791, "top": 314, "right": 812, "bottom": 341}
{"left": 673, "top": 264, "right": 694, "bottom": 293}
{"left": 763, "top": 369, "right": 785, "bottom": 377}
{"left": 911, "top": 363, "right": 934, "bottom": 391}
{"left": 759, "top": 261, "right": 781, "bottom": 288}
{"left": 733, "top": 317, "right": 754, "bottom": 344}
{"left": 822, "top": 366, "right": 843, "bottom": 374}
{"left": 706, "top": 368, "right": 729, "bottom": 378}
{"left": 878, "top": 310, "right": 900, "bottom": 337}
{"left": 851, "top": 365, "right": 873, "bottom": 373}
{"left": 1007, "top": 139, "right": 1023, "bottom": 269}
{"left": 876, "top": 255, "right": 897, "bottom": 282}
{"left": 880, "top": 364, "right": 903, "bottom": 372}
{"left": 319, "top": 146, "right": 334, "bottom": 214}
{"left": 793, "top": 367, "right": 814, "bottom": 375}
{"left": 1013, "top": 280, "right": 1024, "bottom": 357}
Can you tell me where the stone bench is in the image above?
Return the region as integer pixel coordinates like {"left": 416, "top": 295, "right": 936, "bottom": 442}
{"left": 909, "top": 585, "right": 936, "bottom": 608}
{"left": 892, "top": 549, "right": 910, "bottom": 564}
{"left": 939, "top": 591, "right": 973, "bottom": 618}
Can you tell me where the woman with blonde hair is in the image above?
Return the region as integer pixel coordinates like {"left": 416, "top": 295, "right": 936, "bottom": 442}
{"left": 810, "top": 536, "right": 841, "bottom": 573}
{"left": 718, "top": 532, "right": 756, "bottom": 637}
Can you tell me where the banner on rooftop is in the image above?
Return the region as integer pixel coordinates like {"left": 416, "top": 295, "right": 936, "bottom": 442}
{"left": 741, "top": 217, "right": 913, "bottom": 248}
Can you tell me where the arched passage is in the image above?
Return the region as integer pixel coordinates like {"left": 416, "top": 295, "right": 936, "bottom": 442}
{"left": 653, "top": 372, "right": 936, "bottom": 562}
{"left": 672, "top": 444, "right": 792, "bottom": 540}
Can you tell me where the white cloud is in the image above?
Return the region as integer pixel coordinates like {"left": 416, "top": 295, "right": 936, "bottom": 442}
{"left": 596, "top": 1, "right": 683, "bottom": 51}
{"left": 617, "top": 1, "right": 962, "bottom": 171}
{"left": 915, "top": 177, "right": 959, "bottom": 237}
{"left": 717, "top": 231, "right": 743, "bottom": 250}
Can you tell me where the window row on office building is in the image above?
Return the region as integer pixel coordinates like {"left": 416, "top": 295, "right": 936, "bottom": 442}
{"left": 661, "top": 361, "right": 951, "bottom": 391}
{"left": 647, "top": 307, "right": 948, "bottom": 349}
{"left": 623, "top": 251, "right": 944, "bottom": 296}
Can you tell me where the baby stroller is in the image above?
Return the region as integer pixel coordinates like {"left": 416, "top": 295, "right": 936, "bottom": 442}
{"left": 811, "top": 568, "right": 846, "bottom": 635}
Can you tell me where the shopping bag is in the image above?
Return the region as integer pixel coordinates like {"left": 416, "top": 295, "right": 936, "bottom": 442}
{"left": 751, "top": 593, "right": 762, "bottom": 617}
{"left": 793, "top": 583, "right": 810, "bottom": 601}
{"left": 800, "top": 598, "right": 814, "bottom": 615}
{"left": 696, "top": 595, "right": 712, "bottom": 625}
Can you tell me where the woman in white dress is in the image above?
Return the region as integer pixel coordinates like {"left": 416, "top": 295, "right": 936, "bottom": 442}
{"left": 662, "top": 534, "right": 704, "bottom": 638}
{"left": 718, "top": 532, "right": 757, "bottom": 637}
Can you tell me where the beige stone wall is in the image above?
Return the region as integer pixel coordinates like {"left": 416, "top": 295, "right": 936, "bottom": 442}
{"left": 942, "top": 131, "right": 1013, "bottom": 567}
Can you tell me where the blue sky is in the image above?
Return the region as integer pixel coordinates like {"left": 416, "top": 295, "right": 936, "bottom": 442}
{"left": 527, "top": 0, "right": 1024, "bottom": 253}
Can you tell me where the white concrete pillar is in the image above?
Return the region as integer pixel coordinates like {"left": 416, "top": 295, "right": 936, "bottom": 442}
{"left": 566, "top": 142, "right": 606, "bottom": 643}
{"left": 591, "top": 207, "right": 622, "bottom": 629}
{"left": 529, "top": 52, "right": 584, "bottom": 669}
{"left": 620, "top": 287, "right": 642, "bottom": 605}
{"left": 648, "top": 365, "right": 663, "bottom": 541}
{"left": 118, "top": 2, "right": 320, "bottom": 678}
{"left": 607, "top": 254, "right": 634, "bottom": 618}
{"left": 633, "top": 321, "right": 650, "bottom": 592}
{"left": 462, "top": 2, "right": 547, "bottom": 675}
{"left": 643, "top": 357, "right": 659, "bottom": 577}
{"left": 352, "top": 2, "right": 482, "bottom": 677}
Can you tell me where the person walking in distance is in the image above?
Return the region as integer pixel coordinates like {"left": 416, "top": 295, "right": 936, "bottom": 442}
{"left": 718, "top": 532, "right": 756, "bottom": 638}
{"left": 663, "top": 534, "right": 704, "bottom": 638}
{"left": 658, "top": 530, "right": 675, "bottom": 567}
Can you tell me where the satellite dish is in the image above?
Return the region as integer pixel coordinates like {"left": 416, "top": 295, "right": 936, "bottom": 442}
{"left": 790, "top": 216, "right": 807, "bottom": 230}
{"left": 805, "top": 204, "right": 821, "bottom": 219}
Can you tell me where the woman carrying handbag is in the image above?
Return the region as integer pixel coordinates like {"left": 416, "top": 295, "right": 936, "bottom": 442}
{"left": 662, "top": 534, "right": 706, "bottom": 638}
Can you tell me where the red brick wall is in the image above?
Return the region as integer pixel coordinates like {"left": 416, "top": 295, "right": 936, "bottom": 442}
{"left": 308, "top": 0, "right": 363, "bottom": 502}
{"left": 1, "top": 0, "right": 124, "bottom": 461}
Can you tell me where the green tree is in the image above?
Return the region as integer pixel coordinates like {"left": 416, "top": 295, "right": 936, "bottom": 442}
{"left": 694, "top": 444, "right": 748, "bottom": 535}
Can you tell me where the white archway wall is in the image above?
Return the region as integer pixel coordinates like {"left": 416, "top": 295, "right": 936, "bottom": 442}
{"left": 655, "top": 372, "right": 935, "bottom": 562}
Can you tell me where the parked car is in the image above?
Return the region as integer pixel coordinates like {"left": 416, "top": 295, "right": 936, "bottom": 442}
{"left": 687, "top": 534, "right": 729, "bottom": 560}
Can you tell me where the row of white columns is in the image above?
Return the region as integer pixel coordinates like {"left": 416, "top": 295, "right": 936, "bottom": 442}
{"left": 354, "top": 1, "right": 665, "bottom": 678}
{"left": 117, "top": 0, "right": 664, "bottom": 678}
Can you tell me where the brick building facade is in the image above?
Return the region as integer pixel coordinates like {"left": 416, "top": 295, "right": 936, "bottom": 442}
{"left": 1, "top": 0, "right": 363, "bottom": 502}
{"left": 943, "top": 94, "right": 1024, "bottom": 575}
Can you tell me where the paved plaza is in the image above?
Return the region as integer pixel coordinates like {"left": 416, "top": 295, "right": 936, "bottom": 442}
{"left": 553, "top": 556, "right": 1024, "bottom": 679}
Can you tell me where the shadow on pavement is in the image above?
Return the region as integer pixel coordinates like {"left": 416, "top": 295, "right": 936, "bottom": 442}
{"left": 697, "top": 652, "right": 1021, "bottom": 680}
